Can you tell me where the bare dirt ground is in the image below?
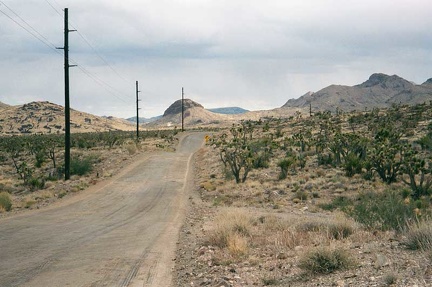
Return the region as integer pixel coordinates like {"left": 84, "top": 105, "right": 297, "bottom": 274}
{"left": 0, "top": 132, "right": 206, "bottom": 287}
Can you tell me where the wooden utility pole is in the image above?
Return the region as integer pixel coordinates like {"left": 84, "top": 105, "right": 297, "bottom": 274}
{"left": 181, "top": 87, "right": 184, "bottom": 131}
{"left": 59, "top": 8, "right": 76, "bottom": 180}
{"left": 136, "top": 81, "right": 141, "bottom": 140}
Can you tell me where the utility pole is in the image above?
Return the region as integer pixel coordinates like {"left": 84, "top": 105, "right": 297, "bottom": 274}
{"left": 181, "top": 87, "right": 184, "bottom": 131}
{"left": 58, "top": 8, "right": 76, "bottom": 181}
{"left": 136, "top": 81, "right": 141, "bottom": 140}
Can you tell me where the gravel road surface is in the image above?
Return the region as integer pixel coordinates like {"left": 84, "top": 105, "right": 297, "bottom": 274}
{"left": 0, "top": 132, "right": 205, "bottom": 287}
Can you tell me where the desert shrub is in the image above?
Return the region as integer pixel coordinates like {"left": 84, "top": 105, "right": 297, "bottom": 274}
{"left": 252, "top": 151, "right": 271, "bottom": 169}
{"left": 404, "top": 219, "right": 432, "bottom": 251}
{"left": 126, "top": 144, "right": 137, "bottom": 155}
{"left": 296, "top": 219, "right": 354, "bottom": 240}
{"left": 207, "top": 210, "right": 252, "bottom": 249}
{"left": 343, "top": 152, "right": 363, "bottom": 177}
{"left": 28, "top": 177, "right": 45, "bottom": 190}
{"left": 0, "top": 192, "right": 12, "bottom": 211}
{"left": 383, "top": 273, "right": 398, "bottom": 285}
{"left": 25, "top": 200, "right": 37, "bottom": 209}
{"left": 278, "top": 157, "right": 295, "bottom": 180}
{"left": 319, "top": 196, "right": 353, "bottom": 211}
{"left": 346, "top": 190, "right": 415, "bottom": 231}
{"left": 292, "top": 190, "right": 308, "bottom": 201}
{"left": 296, "top": 221, "right": 324, "bottom": 233}
{"left": 299, "top": 247, "right": 353, "bottom": 274}
{"left": 326, "top": 221, "right": 355, "bottom": 240}
{"left": 317, "top": 153, "right": 334, "bottom": 166}
{"left": 227, "top": 233, "right": 248, "bottom": 257}
{"left": 262, "top": 278, "right": 279, "bottom": 286}
{"left": 70, "top": 157, "right": 93, "bottom": 176}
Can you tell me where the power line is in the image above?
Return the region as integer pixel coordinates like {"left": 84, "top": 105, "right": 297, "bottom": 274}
{"left": 44, "top": 0, "right": 63, "bottom": 18}
{"left": 74, "top": 29, "right": 133, "bottom": 86}
{"left": 1, "top": 2, "right": 133, "bottom": 104}
{"left": 44, "top": 0, "right": 134, "bottom": 87}
{"left": 1, "top": 2, "right": 164, "bottom": 113}
{"left": 0, "top": 4, "right": 61, "bottom": 55}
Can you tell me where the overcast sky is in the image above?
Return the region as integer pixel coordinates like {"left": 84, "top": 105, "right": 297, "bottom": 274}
{"left": 1, "top": 0, "right": 431, "bottom": 118}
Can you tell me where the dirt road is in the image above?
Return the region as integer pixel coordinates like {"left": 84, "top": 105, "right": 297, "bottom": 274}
{"left": 0, "top": 132, "right": 205, "bottom": 287}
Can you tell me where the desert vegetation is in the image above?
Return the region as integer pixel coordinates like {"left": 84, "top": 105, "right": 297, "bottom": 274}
{"left": 176, "top": 103, "right": 432, "bottom": 286}
{"left": 0, "top": 129, "right": 179, "bottom": 213}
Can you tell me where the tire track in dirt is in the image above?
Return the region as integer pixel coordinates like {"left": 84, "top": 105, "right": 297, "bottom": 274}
{"left": 0, "top": 132, "right": 206, "bottom": 287}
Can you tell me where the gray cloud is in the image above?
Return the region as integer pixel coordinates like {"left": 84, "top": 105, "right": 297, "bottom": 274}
{"left": 0, "top": 0, "right": 431, "bottom": 118}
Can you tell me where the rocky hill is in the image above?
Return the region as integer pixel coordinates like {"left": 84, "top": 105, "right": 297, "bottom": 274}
{"left": 0, "top": 101, "right": 10, "bottom": 109}
{"left": 283, "top": 73, "right": 432, "bottom": 113}
{"left": 149, "top": 99, "right": 232, "bottom": 128}
{"left": 0, "top": 101, "right": 135, "bottom": 135}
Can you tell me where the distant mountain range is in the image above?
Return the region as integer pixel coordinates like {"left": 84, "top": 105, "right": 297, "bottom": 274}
{"left": 126, "top": 115, "right": 162, "bottom": 124}
{"left": 208, "top": 107, "right": 249, "bottom": 115}
{"left": 283, "top": 73, "right": 432, "bottom": 113}
{"left": 2, "top": 72, "right": 432, "bottom": 135}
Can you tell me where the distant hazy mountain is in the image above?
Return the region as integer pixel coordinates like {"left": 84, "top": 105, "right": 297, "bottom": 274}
{"left": 283, "top": 73, "right": 432, "bottom": 112}
{"left": 208, "top": 107, "right": 249, "bottom": 115}
{"left": 126, "top": 115, "right": 162, "bottom": 124}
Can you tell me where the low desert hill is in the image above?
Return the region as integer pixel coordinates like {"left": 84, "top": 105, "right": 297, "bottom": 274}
{"left": 0, "top": 101, "right": 135, "bottom": 135}
{"left": 283, "top": 73, "right": 432, "bottom": 113}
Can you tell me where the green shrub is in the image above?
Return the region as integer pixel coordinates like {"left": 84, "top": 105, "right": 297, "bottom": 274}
{"left": 317, "top": 153, "right": 334, "bottom": 166}
{"left": 319, "top": 196, "right": 353, "bottom": 211}
{"left": 292, "top": 190, "right": 308, "bottom": 201}
{"left": 0, "top": 192, "right": 12, "bottom": 211}
{"left": 343, "top": 152, "right": 363, "bottom": 177}
{"left": 383, "top": 273, "right": 398, "bottom": 285}
{"left": 299, "top": 247, "right": 353, "bottom": 274}
{"left": 346, "top": 190, "right": 415, "bottom": 231}
{"left": 70, "top": 157, "right": 93, "bottom": 176}
{"left": 28, "top": 177, "right": 45, "bottom": 190}
{"left": 278, "top": 157, "right": 295, "bottom": 180}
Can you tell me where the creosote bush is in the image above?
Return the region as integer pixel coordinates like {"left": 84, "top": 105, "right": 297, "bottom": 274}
{"left": 0, "top": 191, "right": 12, "bottom": 211}
{"left": 299, "top": 247, "right": 353, "bottom": 274}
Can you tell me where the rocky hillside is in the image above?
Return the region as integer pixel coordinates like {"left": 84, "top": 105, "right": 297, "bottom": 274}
{"left": 149, "top": 99, "right": 232, "bottom": 128}
{"left": 283, "top": 73, "right": 432, "bottom": 113}
{"left": 0, "top": 101, "right": 135, "bottom": 135}
{"left": 0, "top": 101, "right": 10, "bottom": 109}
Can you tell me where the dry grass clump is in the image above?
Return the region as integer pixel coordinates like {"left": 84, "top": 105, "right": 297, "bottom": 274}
{"left": 299, "top": 247, "right": 354, "bottom": 274}
{"left": 404, "top": 219, "right": 432, "bottom": 251}
{"left": 0, "top": 191, "right": 12, "bottom": 212}
{"left": 227, "top": 233, "right": 249, "bottom": 257}
{"left": 296, "top": 217, "right": 356, "bottom": 241}
{"left": 207, "top": 209, "right": 252, "bottom": 257}
{"left": 126, "top": 144, "right": 137, "bottom": 155}
{"left": 326, "top": 219, "right": 356, "bottom": 240}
